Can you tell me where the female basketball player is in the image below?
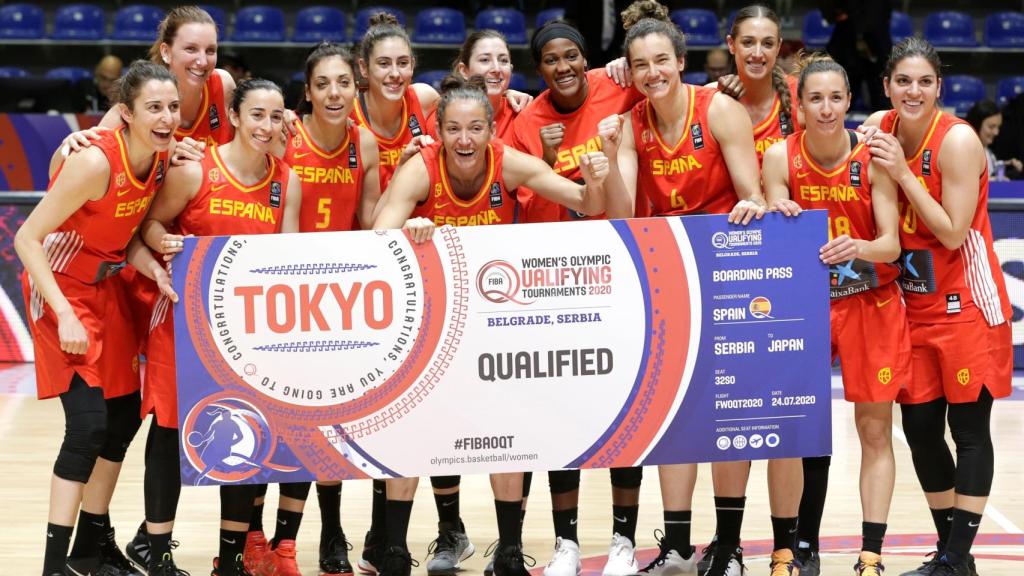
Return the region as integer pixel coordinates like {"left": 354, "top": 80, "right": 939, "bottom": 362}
{"left": 370, "top": 74, "right": 609, "bottom": 576}
{"left": 861, "top": 38, "right": 1013, "bottom": 576}
{"left": 138, "top": 78, "right": 301, "bottom": 576}
{"left": 15, "top": 60, "right": 179, "bottom": 576}
{"left": 762, "top": 53, "right": 908, "bottom": 576}
{"left": 599, "top": 3, "right": 768, "bottom": 575}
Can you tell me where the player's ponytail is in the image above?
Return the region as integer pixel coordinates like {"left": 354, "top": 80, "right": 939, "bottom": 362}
{"left": 437, "top": 74, "right": 493, "bottom": 126}
{"left": 795, "top": 51, "right": 851, "bottom": 98}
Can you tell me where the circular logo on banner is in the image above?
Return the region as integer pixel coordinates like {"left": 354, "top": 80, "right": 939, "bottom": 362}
{"left": 181, "top": 396, "right": 273, "bottom": 483}
{"left": 205, "top": 233, "right": 426, "bottom": 408}
{"left": 749, "top": 296, "right": 773, "bottom": 319}
{"left": 711, "top": 232, "right": 730, "bottom": 249}
{"left": 475, "top": 259, "right": 531, "bottom": 304}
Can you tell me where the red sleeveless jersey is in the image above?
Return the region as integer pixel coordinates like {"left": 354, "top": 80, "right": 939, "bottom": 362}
{"left": 174, "top": 71, "right": 233, "bottom": 146}
{"left": 411, "top": 140, "right": 519, "bottom": 227}
{"left": 510, "top": 69, "right": 644, "bottom": 222}
{"left": 631, "top": 85, "right": 737, "bottom": 216}
{"left": 177, "top": 144, "right": 291, "bottom": 236}
{"left": 351, "top": 85, "right": 427, "bottom": 191}
{"left": 426, "top": 97, "right": 518, "bottom": 141}
{"left": 752, "top": 75, "right": 801, "bottom": 164}
{"left": 42, "top": 128, "right": 168, "bottom": 284}
{"left": 881, "top": 109, "right": 1010, "bottom": 325}
{"left": 787, "top": 131, "right": 899, "bottom": 298}
{"left": 285, "top": 118, "right": 365, "bottom": 232}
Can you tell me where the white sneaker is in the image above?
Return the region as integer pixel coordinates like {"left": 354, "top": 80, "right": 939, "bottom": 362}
{"left": 602, "top": 533, "right": 638, "bottom": 576}
{"left": 543, "top": 537, "right": 582, "bottom": 576}
{"left": 636, "top": 547, "right": 697, "bottom": 576}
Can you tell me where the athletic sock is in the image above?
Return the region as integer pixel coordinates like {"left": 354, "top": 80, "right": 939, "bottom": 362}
{"left": 272, "top": 509, "right": 303, "bottom": 546}
{"left": 495, "top": 500, "right": 523, "bottom": 547}
{"left": 369, "top": 480, "right": 387, "bottom": 537}
{"left": 613, "top": 505, "right": 639, "bottom": 545}
{"left": 384, "top": 500, "right": 414, "bottom": 550}
{"left": 552, "top": 507, "right": 579, "bottom": 544}
{"left": 715, "top": 496, "right": 746, "bottom": 548}
{"left": 861, "top": 521, "right": 887, "bottom": 555}
{"left": 250, "top": 502, "right": 264, "bottom": 533}
{"left": 44, "top": 523, "right": 74, "bottom": 574}
{"left": 149, "top": 531, "right": 173, "bottom": 566}
{"left": 771, "top": 516, "right": 799, "bottom": 552}
{"left": 219, "top": 529, "right": 247, "bottom": 569}
{"left": 931, "top": 507, "right": 955, "bottom": 551}
{"left": 317, "top": 483, "right": 343, "bottom": 543}
{"left": 69, "top": 510, "right": 106, "bottom": 558}
{"left": 798, "top": 456, "right": 830, "bottom": 551}
{"left": 435, "top": 491, "right": 461, "bottom": 526}
{"left": 663, "top": 510, "right": 692, "bottom": 557}
{"left": 944, "top": 509, "right": 982, "bottom": 565}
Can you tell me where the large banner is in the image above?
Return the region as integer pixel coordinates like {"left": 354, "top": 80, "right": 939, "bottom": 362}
{"left": 173, "top": 213, "right": 833, "bottom": 485}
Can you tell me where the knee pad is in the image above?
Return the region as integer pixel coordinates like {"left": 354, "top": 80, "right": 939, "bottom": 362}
{"left": 279, "top": 482, "right": 312, "bottom": 501}
{"left": 947, "top": 393, "right": 995, "bottom": 497}
{"left": 221, "top": 484, "right": 259, "bottom": 524}
{"left": 548, "top": 469, "right": 581, "bottom": 494}
{"left": 802, "top": 455, "right": 831, "bottom": 472}
{"left": 54, "top": 408, "right": 108, "bottom": 483}
{"left": 99, "top": 392, "right": 142, "bottom": 462}
{"left": 144, "top": 424, "right": 181, "bottom": 523}
{"left": 610, "top": 466, "right": 643, "bottom": 489}
{"left": 522, "top": 472, "right": 533, "bottom": 498}
{"left": 900, "top": 401, "right": 956, "bottom": 493}
{"left": 430, "top": 476, "right": 462, "bottom": 490}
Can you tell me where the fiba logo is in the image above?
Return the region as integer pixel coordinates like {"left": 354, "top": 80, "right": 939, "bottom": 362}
{"left": 182, "top": 396, "right": 272, "bottom": 485}
{"left": 877, "top": 367, "right": 892, "bottom": 385}
{"left": 711, "top": 229, "right": 763, "bottom": 250}
{"left": 716, "top": 436, "right": 731, "bottom": 450}
{"left": 475, "top": 260, "right": 531, "bottom": 305}
{"left": 711, "top": 232, "right": 731, "bottom": 249}
{"left": 749, "top": 296, "right": 773, "bottom": 319}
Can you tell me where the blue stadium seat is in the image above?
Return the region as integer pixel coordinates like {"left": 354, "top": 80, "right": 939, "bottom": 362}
{"left": 46, "top": 67, "right": 93, "bottom": 83}
{"left": 0, "top": 67, "right": 30, "bottom": 78}
{"left": 413, "top": 8, "right": 465, "bottom": 44}
{"left": 354, "top": 7, "right": 406, "bottom": 40}
{"left": 890, "top": 11, "right": 913, "bottom": 43}
{"left": 671, "top": 9, "right": 720, "bottom": 47}
{"left": 415, "top": 69, "right": 448, "bottom": 91}
{"left": 943, "top": 75, "right": 985, "bottom": 115}
{"left": 924, "top": 11, "right": 977, "bottom": 47}
{"left": 53, "top": 4, "right": 106, "bottom": 40}
{"left": 536, "top": 8, "right": 565, "bottom": 29}
{"left": 997, "top": 76, "right": 1024, "bottom": 106}
{"left": 509, "top": 72, "right": 527, "bottom": 92}
{"left": 292, "top": 6, "right": 347, "bottom": 43}
{"left": 112, "top": 5, "right": 163, "bottom": 41}
{"left": 199, "top": 5, "right": 227, "bottom": 36}
{"left": 0, "top": 4, "right": 45, "bottom": 39}
{"left": 802, "top": 10, "right": 834, "bottom": 50}
{"left": 476, "top": 8, "right": 527, "bottom": 45}
{"left": 231, "top": 6, "right": 285, "bottom": 42}
{"left": 291, "top": 70, "right": 305, "bottom": 83}
{"left": 684, "top": 71, "right": 709, "bottom": 85}
{"left": 985, "top": 12, "right": 1024, "bottom": 47}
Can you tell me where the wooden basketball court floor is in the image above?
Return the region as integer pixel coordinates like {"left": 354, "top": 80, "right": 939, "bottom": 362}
{"left": 1, "top": 363, "right": 1022, "bottom": 575}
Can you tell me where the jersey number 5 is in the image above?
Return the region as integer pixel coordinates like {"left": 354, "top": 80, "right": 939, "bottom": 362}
{"left": 316, "top": 198, "right": 332, "bottom": 229}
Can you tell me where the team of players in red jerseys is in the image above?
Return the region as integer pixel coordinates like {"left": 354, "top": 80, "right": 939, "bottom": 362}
{"left": 15, "top": 2, "right": 1010, "bottom": 576}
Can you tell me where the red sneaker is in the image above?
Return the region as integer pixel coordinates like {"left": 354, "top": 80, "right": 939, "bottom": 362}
{"left": 260, "top": 540, "right": 302, "bottom": 576}
{"left": 244, "top": 531, "right": 270, "bottom": 573}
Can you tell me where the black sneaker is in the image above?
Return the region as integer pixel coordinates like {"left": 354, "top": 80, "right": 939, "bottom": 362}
{"left": 696, "top": 536, "right": 718, "bottom": 574}
{"left": 358, "top": 531, "right": 384, "bottom": 575}
{"left": 930, "top": 555, "right": 974, "bottom": 576}
{"left": 795, "top": 547, "right": 820, "bottom": 576}
{"left": 377, "top": 546, "right": 418, "bottom": 576}
{"left": 98, "top": 527, "right": 144, "bottom": 575}
{"left": 492, "top": 543, "right": 534, "bottom": 576}
{"left": 65, "top": 556, "right": 100, "bottom": 576}
{"left": 702, "top": 544, "right": 744, "bottom": 576}
{"left": 320, "top": 534, "right": 355, "bottom": 576}
{"left": 125, "top": 523, "right": 150, "bottom": 570}
{"left": 482, "top": 539, "right": 499, "bottom": 576}
{"left": 148, "top": 550, "right": 190, "bottom": 576}
{"left": 211, "top": 554, "right": 252, "bottom": 576}
{"left": 899, "top": 549, "right": 978, "bottom": 576}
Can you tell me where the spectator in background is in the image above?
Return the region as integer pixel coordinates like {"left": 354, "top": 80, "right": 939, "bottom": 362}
{"left": 705, "top": 48, "right": 730, "bottom": 83}
{"left": 219, "top": 51, "right": 251, "bottom": 84}
{"left": 993, "top": 91, "right": 1024, "bottom": 179}
{"left": 564, "top": 0, "right": 630, "bottom": 66}
{"left": 777, "top": 39, "right": 804, "bottom": 74}
{"left": 86, "top": 54, "right": 122, "bottom": 112}
{"left": 967, "top": 99, "right": 1023, "bottom": 181}
{"left": 821, "top": 0, "right": 891, "bottom": 110}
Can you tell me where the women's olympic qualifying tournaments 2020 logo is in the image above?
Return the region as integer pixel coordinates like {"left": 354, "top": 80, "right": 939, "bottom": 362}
{"left": 181, "top": 396, "right": 275, "bottom": 484}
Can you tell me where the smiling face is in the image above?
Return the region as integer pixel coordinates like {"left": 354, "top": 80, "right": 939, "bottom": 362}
{"left": 305, "top": 55, "right": 357, "bottom": 127}
{"left": 884, "top": 56, "right": 941, "bottom": 122}
{"left": 627, "top": 33, "right": 684, "bottom": 100}
{"left": 537, "top": 37, "right": 587, "bottom": 106}
{"left": 799, "top": 71, "right": 850, "bottom": 137}
{"left": 122, "top": 79, "right": 181, "bottom": 152}
{"left": 979, "top": 113, "right": 1001, "bottom": 147}
{"left": 160, "top": 22, "right": 218, "bottom": 90}
{"left": 440, "top": 98, "right": 494, "bottom": 175}
{"left": 360, "top": 37, "right": 414, "bottom": 102}
{"left": 230, "top": 88, "right": 285, "bottom": 154}
{"left": 459, "top": 37, "right": 512, "bottom": 98}
{"left": 727, "top": 17, "right": 780, "bottom": 83}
